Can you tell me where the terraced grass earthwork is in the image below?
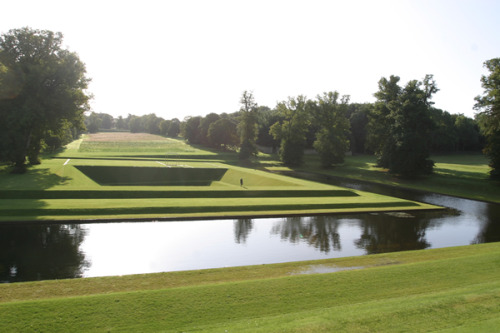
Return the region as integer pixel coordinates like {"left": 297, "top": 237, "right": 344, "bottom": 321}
{"left": 0, "top": 133, "right": 440, "bottom": 221}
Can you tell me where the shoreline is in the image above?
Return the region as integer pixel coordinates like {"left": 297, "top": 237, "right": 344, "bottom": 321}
{"left": 0, "top": 206, "right": 443, "bottom": 225}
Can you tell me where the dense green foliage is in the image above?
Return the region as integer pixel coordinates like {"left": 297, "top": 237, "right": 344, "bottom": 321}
{"left": 270, "top": 96, "right": 310, "bottom": 166}
{"left": 475, "top": 58, "right": 500, "bottom": 179}
{"left": 1, "top": 243, "right": 498, "bottom": 332}
{"left": 0, "top": 27, "right": 90, "bottom": 172}
{"left": 208, "top": 117, "right": 238, "bottom": 149}
{"left": 237, "top": 90, "right": 259, "bottom": 159}
{"left": 311, "top": 92, "right": 351, "bottom": 166}
{"left": 369, "top": 75, "right": 437, "bottom": 177}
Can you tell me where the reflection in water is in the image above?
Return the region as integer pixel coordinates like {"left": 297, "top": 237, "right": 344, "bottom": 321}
{"left": 234, "top": 218, "right": 253, "bottom": 244}
{"left": 473, "top": 203, "right": 500, "bottom": 244}
{"left": 0, "top": 224, "right": 88, "bottom": 282}
{"left": 272, "top": 216, "right": 341, "bottom": 253}
{"left": 1, "top": 180, "right": 499, "bottom": 282}
{"left": 354, "top": 214, "right": 431, "bottom": 254}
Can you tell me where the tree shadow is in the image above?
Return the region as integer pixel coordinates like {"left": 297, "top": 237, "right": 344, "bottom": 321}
{"left": 0, "top": 167, "right": 71, "bottom": 190}
{"left": 433, "top": 167, "right": 488, "bottom": 180}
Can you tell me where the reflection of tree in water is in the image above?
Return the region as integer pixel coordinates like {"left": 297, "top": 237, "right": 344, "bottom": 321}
{"left": 271, "top": 216, "right": 341, "bottom": 253}
{"left": 0, "top": 224, "right": 89, "bottom": 282}
{"left": 472, "top": 203, "right": 500, "bottom": 244}
{"left": 355, "top": 214, "right": 431, "bottom": 254}
{"left": 234, "top": 219, "right": 253, "bottom": 244}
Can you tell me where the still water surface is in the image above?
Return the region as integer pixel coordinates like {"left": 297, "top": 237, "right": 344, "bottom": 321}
{"left": 1, "top": 181, "right": 499, "bottom": 283}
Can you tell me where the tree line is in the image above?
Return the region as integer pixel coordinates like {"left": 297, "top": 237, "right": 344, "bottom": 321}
{"left": 1, "top": 27, "right": 499, "bottom": 179}
{"left": 86, "top": 84, "right": 485, "bottom": 178}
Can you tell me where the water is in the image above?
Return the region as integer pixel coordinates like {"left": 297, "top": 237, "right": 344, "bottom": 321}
{"left": 1, "top": 181, "right": 499, "bottom": 283}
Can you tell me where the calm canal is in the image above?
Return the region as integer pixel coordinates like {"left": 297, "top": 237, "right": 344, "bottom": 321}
{"left": 1, "top": 180, "right": 499, "bottom": 283}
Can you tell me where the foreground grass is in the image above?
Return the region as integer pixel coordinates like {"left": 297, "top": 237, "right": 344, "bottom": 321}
{"left": 263, "top": 153, "right": 500, "bottom": 203}
{"left": 1, "top": 242, "right": 499, "bottom": 332}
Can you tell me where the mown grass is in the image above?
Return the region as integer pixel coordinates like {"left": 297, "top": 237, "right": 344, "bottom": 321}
{"left": 0, "top": 134, "right": 437, "bottom": 222}
{"left": 0, "top": 242, "right": 498, "bottom": 332}
{"left": 265, "top": 153, "right": 500, "bottom": 203}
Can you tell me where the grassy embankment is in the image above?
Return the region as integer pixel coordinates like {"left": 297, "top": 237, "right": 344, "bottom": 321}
{"left": 261, "top": 153, "right": 500, "bottom": 203}
{"left": 0, "top": 242, "right": 499, "bottom": 332}
{"left": 0, "top": 133, "right": 437, "bottom": 222}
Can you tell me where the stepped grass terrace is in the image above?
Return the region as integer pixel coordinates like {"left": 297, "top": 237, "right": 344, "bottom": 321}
{"left": 0, "top": 133, "right": 441, "bottom": 222}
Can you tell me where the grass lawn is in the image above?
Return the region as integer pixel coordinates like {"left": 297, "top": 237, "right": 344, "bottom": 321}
{"left": 262, "top": 153, "right": 500, "bottom": 203}
{"left": 0, "top": 133, "right": 438, "bottom": 222}
{"left": 0, "top": 242, "right": 498, "bottom": 332}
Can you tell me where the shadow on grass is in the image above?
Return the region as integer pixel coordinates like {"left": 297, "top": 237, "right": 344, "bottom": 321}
{"left": 0, "top": 167, "right": 71, "bottom": 221}
{"left": 433, "top": 167, "right": 488, "bottom": 180}
{"left": 0, "top": 168, "right": 70, "bottom": 190}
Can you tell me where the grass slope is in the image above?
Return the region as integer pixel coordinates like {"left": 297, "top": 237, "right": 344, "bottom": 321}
{"left": 0, "top": 242, "right": 498, "bottom": 332}
{"left": 263, "top": 153, "right": 500, "bottom": 203}
{"left": 0, "top": 133, "right": 437, "bottom": 222}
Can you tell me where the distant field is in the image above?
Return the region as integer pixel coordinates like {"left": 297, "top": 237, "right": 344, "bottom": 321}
{"left": 78, "top": 133, "right": 202, "bottom": 154}
{"left": 0, "top": 133, "right": 439, "bottom": 222}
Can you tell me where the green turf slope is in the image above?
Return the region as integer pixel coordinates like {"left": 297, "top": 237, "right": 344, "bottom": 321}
{"left": 0, "top": 134, "right": 440, "bottom": 222}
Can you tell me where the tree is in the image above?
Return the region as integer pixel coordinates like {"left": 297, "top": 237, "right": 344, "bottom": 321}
{"left": 128, "top": 115, "right": 143, "bottom": 133}
{"left": 115, "top": 116, "right": 127, "bottom": 130}
{"left": 256, "top": 106, "right": 280, "bottom": 149}
{"left": 270, "top": 95, "right": 310, "bottom": 166}
{"left": 370, "top": 75, "right": 436, "bottom": 178}
{"left": 167, "top": 118, "right": 180, "bottom": 137}
{"left": 474, "top": 58, "right": 500, "bottom": 179}
{"left": 159, "top": 119, "right": 171, "bottom": 136}
{"left": 208, "top": 118, "right": 238, "bottom": 149}
{"left": 144, "top": 113, "right": 161, "bottom": 134}
{"left": 86, "top": 112, "right": 101, "bottom": 133}
{"left": 310, "top": 92, "right": 351, "bottom": 167}
{"left": 199, "top": 113, "right": 220, "bottom": 145}
{"left": 429, "top": 108, "right": 458, "bottom": 152}
{"left": 237, "top": 91, "right": 259, "bottom": 159}
{"left": 348, "top": 103, "right": 371, "bottom": 154}
{"left": 99, "top": 113, "right": 113, "bottom": 130}
{"left": 0, "top": 27, "right": 90, "bottom": 172}
{"left": 183, "top": 116, "right": 202, "bottom": 144}
{"left": 454, "top": 114, "right": 481, "bottom": 151}
{"left": 367, "top": 75, "right": 402, "bottom": 168}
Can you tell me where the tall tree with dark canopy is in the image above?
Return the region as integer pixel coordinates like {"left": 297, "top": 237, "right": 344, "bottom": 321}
{"left": 310, "top": 91, "right": 351, "bottom": 167}
{"left": 237, "top": 91, "right": 259, "bottom": 160}
{"left": 474, "top": 58, "right": 500, "bottom": 179}
{"left": 0, "top": 27, "right": 90, "bottom": 172}
{"left": 183, "top": 116, "right": 202, "bottom": 144}
{"left": 270, "top": 95, "right": 310, "bottom": 166}
{"left": 371, "top": 75, "right": 437, "bottom": 178}
{"left": 367, "top": 75, "right": 401, "bottom": 168}
{"left": 208, "top": 118, "right": 238, "bottom": 150}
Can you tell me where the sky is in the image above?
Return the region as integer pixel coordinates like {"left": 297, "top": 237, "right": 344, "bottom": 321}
{"left": 2, "top": 0, "right": 499, "bottom": 120}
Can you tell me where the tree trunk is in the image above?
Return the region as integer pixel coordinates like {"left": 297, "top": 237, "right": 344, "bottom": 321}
{"left": 11, "top": 129, "right": 32, "bottom": 173}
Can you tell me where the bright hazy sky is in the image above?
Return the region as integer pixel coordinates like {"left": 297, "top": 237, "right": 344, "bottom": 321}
{"left": 2, "top": 0, "right": 499, "bottom": 120}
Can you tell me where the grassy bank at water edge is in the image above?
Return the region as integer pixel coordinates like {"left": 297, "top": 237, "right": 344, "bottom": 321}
{"left": 0, "top": 242, "right": 499, "bottom": 332}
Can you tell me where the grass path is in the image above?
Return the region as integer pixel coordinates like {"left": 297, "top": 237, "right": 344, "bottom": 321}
{"left": 1, "top": 242, "right": 498, "bottom": 332}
